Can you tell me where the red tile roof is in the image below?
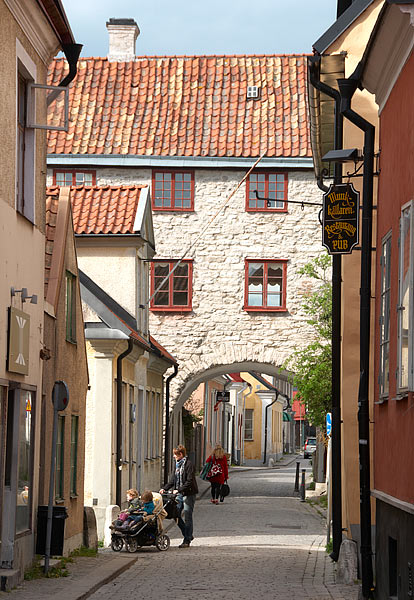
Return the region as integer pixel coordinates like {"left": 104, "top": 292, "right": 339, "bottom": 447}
{"left": 47, "top": 55, "right": 311, "bottom": 158}
{"left": 46, "top": 185, "right": 147, "bottom": 234}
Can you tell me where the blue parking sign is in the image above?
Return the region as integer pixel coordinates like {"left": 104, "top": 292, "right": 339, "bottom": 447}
{"left": 326, "top": 412, "right": 332, "bottom": 436}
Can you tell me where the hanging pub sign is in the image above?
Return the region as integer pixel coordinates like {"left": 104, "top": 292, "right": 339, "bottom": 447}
{"left": 322, "top": 183, "right": 360, "bottom": 254}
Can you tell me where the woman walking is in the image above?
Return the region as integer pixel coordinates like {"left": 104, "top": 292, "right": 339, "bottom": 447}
{"left": 206, "top": 444, "right": 229, "bottom": 504}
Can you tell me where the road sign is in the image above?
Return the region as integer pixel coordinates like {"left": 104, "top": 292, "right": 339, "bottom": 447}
{"left": 326, "top": 412, "right": 332, "bottom": 437}
{"left": 216, "top": 391, "right": 230, "bottom": 402}
{"left": 52, "top": 381, "right": 69, "bottom": 412}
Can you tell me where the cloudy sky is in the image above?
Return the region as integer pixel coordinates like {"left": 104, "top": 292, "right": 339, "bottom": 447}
{"left": 64, "top": 0, "right": 337, "bottom": 58}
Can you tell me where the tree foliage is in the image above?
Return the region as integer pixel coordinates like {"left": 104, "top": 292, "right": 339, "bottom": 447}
{"left": 285, "top": 254, "right": 332, "bottom": 429}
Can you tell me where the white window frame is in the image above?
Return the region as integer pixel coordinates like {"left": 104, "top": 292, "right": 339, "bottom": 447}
{"left": 244, "top": 408, "right": 254, "bottom": 441}
{"left": 379, "top": 232, "right": 392, "bottom": 399}
{"left": 397, "top": 200, "right": 414, "bottom": 392}
{"left": 27, "top": 83, "right": 69, "bottom": 131}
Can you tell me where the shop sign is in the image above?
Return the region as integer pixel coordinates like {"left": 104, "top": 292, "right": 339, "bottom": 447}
{"left": 322, "top": 183, "right": 360, "bottom": 254}
{"left": 7, "top": 307, "right": 30, "bottom": 375}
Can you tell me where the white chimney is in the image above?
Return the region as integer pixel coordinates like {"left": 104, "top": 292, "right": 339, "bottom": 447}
{"left": 106, "top": 18, "right": 140, "bottom": 62}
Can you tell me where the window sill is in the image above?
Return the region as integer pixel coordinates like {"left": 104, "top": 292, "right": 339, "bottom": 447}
{"left": 152, "top": 207, "right": 194, "bottom": 212}
{"left": 150, "top": 307, "right": 192, "bottom": 313}
{"left": 70, "top": 493, "right": 78, "bottom": 499}
{"left": 246, "top": 208, "right": 287, "bottom": 214}
{"left": 244, "top": 306, "right": 287, "bottom": 313}
{"left": 392, "top": 392, "right": 409, "bottom": 401}
{"left": 55, "top": 497, "right": 65, "bottom": 504}
{"left": 15, "top": 529, "right": 32, "bottom": 539}
{"left": 66, "top": 338, "right": 77, "bottom": 346}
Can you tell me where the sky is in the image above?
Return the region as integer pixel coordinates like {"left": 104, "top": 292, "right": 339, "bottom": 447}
{"left": 64, "top": 0, "right": 338, "bottom": 58}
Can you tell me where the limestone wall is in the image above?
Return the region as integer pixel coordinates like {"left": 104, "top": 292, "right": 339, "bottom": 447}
{"left": 47, "top": 165, "right": 325, "bottom": 406}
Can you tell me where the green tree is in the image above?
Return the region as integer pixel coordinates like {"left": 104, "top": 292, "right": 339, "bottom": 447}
{"left": 285, "top": 254, "right": 332, "bottom": 429}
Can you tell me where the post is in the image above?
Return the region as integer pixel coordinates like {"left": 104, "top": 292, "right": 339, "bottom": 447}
{"left": 44, "top": 407, "right": 59, "bottom": 574}
{"left": 45, "top": 381, "right": 69, "bottom": 574}
{"left": 300, "top": 469, "right": 306, "bottom": 502}
{"left": 294, "top": 461, "right": 300, "bottom": 493}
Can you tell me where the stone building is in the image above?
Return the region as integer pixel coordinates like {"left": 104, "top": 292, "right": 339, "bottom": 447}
{"left": 46, "top": 19, "right": 326, "bottom": 455}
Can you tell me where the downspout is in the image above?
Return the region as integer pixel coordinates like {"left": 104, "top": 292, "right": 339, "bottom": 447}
{"left": 337, "top": 69, "right": 375, "bottom": 600}
{"left": 263, "top": 392, "right": 279, "bottom": 465}
{"left": 309, "top": 55, "right": 343, "bottom": 563}
{"left": 116, "top": 338, "right": 133, "bottom": 508}
{"left": 47, "top": 43, "right": 83, "bottom": 106}
{"left": 163, "top": 364, "right": 178, "bottom": 484}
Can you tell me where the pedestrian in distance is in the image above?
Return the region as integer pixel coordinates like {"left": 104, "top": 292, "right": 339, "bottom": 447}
{"left": 206, "top": 444, "right": 229, "bottom": 504}
{"left": 160, "top": 444, "right": 198, "bottom": 548}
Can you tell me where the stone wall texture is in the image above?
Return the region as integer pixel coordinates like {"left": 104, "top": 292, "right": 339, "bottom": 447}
{"left": 48, "top": 165, "right": 325, "bottom": 407}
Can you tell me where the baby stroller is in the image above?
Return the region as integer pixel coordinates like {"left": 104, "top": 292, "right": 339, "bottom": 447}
{"left": 111, "top": 492, "right": 178, "bottom": 553}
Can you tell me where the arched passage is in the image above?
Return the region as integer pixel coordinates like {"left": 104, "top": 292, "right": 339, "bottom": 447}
{"left": 173, "top": 360, "right": 291, "bottom": 415}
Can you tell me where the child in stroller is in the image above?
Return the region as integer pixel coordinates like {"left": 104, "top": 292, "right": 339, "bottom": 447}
{"left": 117, "top": 490, "right": 154, "bottom": 530}
{"left": 110, "top": 491, "right": 174, "bottom": 553}
{"left": 111, "top": 489, "right": 141, "bottom": 529}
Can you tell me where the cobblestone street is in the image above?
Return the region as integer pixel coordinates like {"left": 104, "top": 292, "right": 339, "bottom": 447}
{"left": 88, "top": 461, "right": 359, "bottom": 600}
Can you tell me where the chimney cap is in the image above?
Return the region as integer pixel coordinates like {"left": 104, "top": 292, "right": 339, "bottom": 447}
{"left": 106, "top": 18, "right": 138, "bottom": 26}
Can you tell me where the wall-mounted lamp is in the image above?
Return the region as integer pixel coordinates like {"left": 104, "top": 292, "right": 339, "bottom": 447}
{"left": 11, "top": 287, "right": 38, "bottom": 304}
{"left": 322, "top": 148, "right": 361, "bottom": 163}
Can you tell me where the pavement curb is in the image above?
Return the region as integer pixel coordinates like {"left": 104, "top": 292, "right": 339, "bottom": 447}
{"left": 67, "top": 555, "right": 137, "bottom": 600}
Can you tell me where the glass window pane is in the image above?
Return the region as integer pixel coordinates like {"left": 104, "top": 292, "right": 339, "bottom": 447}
{"left": 248, "top": 263, "right": 263, "bottom": 277}
{"left": 268, "top": 293, "right": 281, "bottom": 307}
{"left": 174, "top": 264, "right": 188, "bottom": 277}
{"left": 154, "top": 264, "right": 170, "bottom": 277}
{"left": 154, "top": 291, "right": 169, "bottom": 305}
{"left": 173, "top": 291, "right": 188, "bottom": 305}
{"left": 399, "top": 206, "right": 411, "bottom": 389}
{"left": 248, "top": 292, "right": 263, "bottom": 306}
{"left": 173, "top": 277, "right": 187, "bottom": 291}
{"left": 16, "top": 391, "right": 33, "bottom": 533}
{"left": 70, "top": 416, "right": 78, "bottom": 495}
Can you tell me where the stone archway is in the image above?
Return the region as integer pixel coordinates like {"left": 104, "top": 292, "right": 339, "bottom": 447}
{"left": 170, "top": 341, "right": 291, "bottom": 415}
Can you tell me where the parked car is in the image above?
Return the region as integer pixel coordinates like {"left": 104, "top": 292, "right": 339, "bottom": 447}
{"left": 304, "top": 437, "right": 317, "bottom": 459}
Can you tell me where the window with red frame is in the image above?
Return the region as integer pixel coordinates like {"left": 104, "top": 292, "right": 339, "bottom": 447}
{"left": 53, "top": 170, "right": 96, "bottom": 186}
{"left": 246, "top": 173, "right": 287, "bottom": 211}
{"left": 244, "top": 260, "right": 287, "bottom": 311}
{"left": 150, "top": 260, "right": 193, "bottom": 310}
{"left": 152, "top": 171, "right": 194, "bottom": 210}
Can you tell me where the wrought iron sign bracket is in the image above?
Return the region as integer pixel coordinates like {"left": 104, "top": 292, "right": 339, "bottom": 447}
{"left": 254, "top": 190, "right": 322, "bottom": 208}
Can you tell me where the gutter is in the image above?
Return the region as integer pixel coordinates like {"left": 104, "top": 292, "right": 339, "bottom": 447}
{"left": 308, "top": 54, "right": 343, "bottom": 564}
{"left": 116, "top": 339, "right": 133, "bottom": 507}
{"left": 47, "top": 43, "right": 83, "bottom": 107}
{"left": 163, "top": 364, "right": 178, "bottom": 484}
{"left": 337, "top": 66, "right": 375, "bottom": 600}
{"left": 47, "top": 154, "right": 314, "bottom": 170}
{"left": 263, "top": 394, "right": 279, "bottom": 465}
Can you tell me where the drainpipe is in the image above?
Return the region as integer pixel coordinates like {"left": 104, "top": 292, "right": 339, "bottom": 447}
{"left": 163, "top": 364, "right": 178, "bottom": 484}
{"left": 116, "top": 338, "right": 133, "bottom": 508}
{"left": 309, "top": 55, "right": 343, "bottom": 563}
{"left": 47, "top": 43, "right": 83, "bottom": 106}
{"left": 337, "top": 70, "right": 375, "bottom": 600}
{"left": 263, "top": 392, "right": 279, "bottom": 465}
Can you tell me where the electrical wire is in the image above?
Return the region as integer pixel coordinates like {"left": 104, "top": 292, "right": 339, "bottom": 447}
{"left": 146, "top": 152, "right": 266, "bottom": 305}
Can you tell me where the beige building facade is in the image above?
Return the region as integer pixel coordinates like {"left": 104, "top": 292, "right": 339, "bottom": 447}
{"left": 0, "top": 0, "right": 79, "bottom": 584}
